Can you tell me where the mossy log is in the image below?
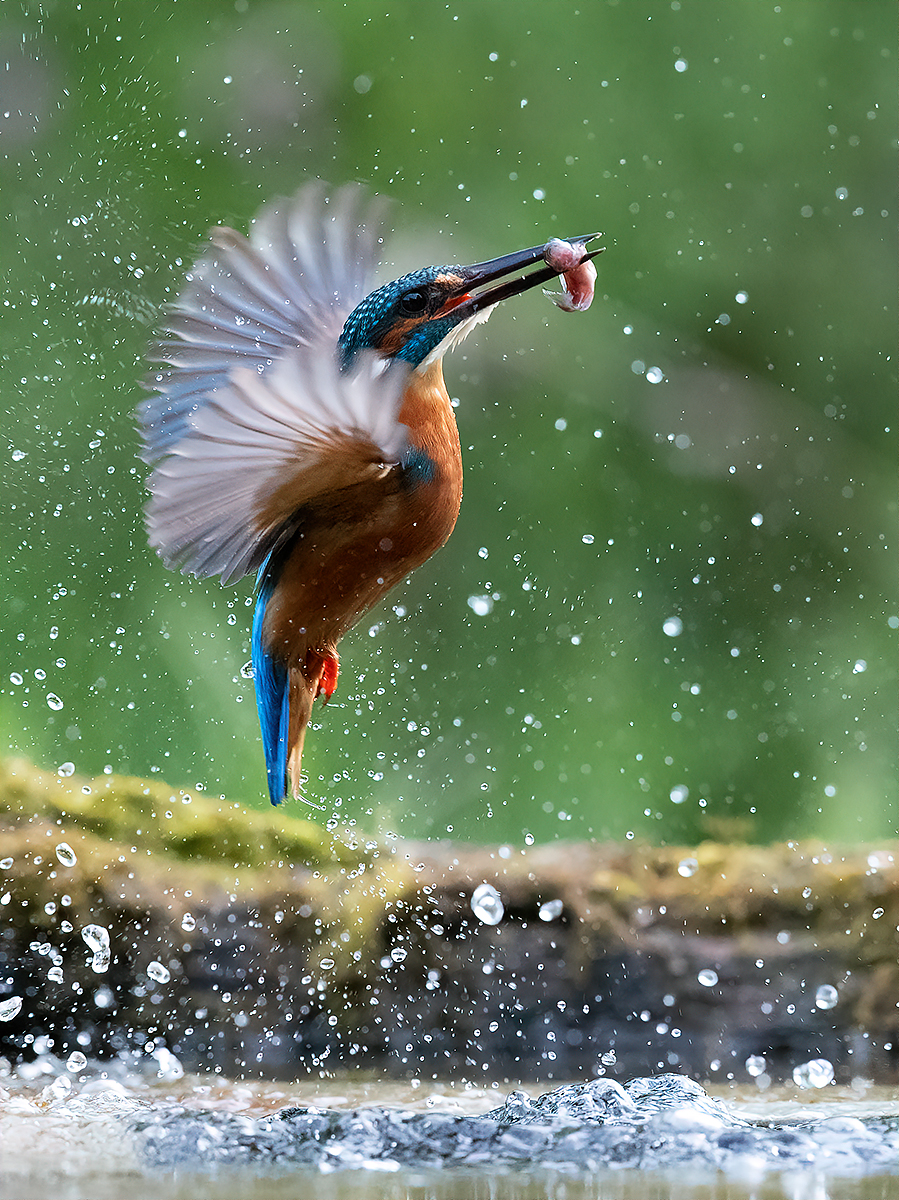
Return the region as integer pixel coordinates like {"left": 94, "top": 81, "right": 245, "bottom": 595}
{"left": 1, "top": 758, "right": 895, "bottom": 1083}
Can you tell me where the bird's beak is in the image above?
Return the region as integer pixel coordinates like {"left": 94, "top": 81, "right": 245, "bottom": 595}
{"left": 438, "top": 233, "right": 603, "bottom": 318}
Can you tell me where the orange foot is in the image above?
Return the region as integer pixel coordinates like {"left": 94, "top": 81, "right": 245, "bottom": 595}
{"left": 306, "top": 648, "right": 340, "bottom": 704}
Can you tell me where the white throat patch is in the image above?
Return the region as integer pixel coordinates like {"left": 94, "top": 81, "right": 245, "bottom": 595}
{"left": 417, "top": 306, "right": 495, "bottom": 372}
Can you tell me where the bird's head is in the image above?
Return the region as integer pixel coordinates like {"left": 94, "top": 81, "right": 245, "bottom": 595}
{"left": 337, "top": 234, "right": 601, "bottom": 372}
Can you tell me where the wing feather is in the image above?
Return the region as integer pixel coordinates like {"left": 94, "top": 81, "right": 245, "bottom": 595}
{"left": 139, "top": 182, "right": 408, "bottom": 586}
{"left": 140, "top": 182, "right": 388, "bottom": 457}
{"left": 143, "top": 348, "right": 410, "bottom": 585}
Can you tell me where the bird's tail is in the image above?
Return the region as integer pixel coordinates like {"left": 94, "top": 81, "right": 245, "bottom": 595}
{"left": 252, "top": 584, "right": 339, "bottom": 805}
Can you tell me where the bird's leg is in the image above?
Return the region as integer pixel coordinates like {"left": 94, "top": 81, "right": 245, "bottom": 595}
{"left": 299, "top": 646, "right": 340, "bottom": 701}
{"left": 316, "top": 651, "right": 339, "bottom": 704}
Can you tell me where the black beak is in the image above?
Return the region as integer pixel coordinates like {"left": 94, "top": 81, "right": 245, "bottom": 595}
{"left": 450, "top": 233, "right": 603, "bottom": 314}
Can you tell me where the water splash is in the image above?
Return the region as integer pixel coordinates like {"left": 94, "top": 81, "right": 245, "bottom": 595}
{"left": 0, "top": 996, "right": 23, "bottom": 1021}
{"left": 81, "top": 924, "right": 111, "bottom": 973}
{"left": 146, "top": 961, "right": 171, "bottom": 985}
{"left": 470, "top": 882, "right": 504, "bottom": 925}
{"left": 55, "top": 842, "right": 77, "bottom": 867}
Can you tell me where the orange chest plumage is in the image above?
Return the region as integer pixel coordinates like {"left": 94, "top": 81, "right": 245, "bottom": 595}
{"left": 262, "top": 358, "right": 462, "bottom": 660}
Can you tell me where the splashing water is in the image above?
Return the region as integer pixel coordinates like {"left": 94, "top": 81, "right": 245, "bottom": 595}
{"left": 0, "top": 996, "right": 23, "bottom": 1021}
{"left": 146, "top": 961, "right": 171, "bottom": 985}
{"left": 55, "top": 842, "right": 77, "bottom": 867}
{"left": 538, "top": 898, "right": 564, "bottom": 921}
{"left": 470, "top": 882, "right": 504, "bottom": 925}
{"left": 793, "top": 1058, "right": 836, "bottom": 1089}
{"left": 81, "top": 924, "right": 111, "bottom": 973}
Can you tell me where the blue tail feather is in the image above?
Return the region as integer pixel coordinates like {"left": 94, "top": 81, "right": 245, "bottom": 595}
{"left": 251, "top": 579, "right": 289, "bottom": 806}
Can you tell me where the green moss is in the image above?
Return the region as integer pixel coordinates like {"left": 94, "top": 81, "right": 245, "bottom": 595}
{"left": 0, "top": 756, "right": 361, "bottom": 872}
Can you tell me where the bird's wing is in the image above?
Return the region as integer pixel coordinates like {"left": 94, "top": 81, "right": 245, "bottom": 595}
{"left": 139, "top": 182, "right": 409, "bottom": 585}
{"left": 139, "top": 181, "right": 389, "bottom": 457}
{"left": 143, "top": 348, "right": 411, "bottom": 584}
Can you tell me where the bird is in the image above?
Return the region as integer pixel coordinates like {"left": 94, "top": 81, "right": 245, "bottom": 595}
{"left": 139, "top": 183, "right": 600, "bottom": 806}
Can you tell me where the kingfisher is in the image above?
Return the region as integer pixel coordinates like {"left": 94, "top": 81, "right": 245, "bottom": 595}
{"left": 140, "top": 183, "right": 600, "bottom": 806}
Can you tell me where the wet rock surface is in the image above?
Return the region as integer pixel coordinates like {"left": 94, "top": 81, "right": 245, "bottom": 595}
{"left": 1, "top": 757, "right": 896, "bottom": 1083}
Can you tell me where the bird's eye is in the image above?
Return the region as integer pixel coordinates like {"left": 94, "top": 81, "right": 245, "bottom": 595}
{"left": 399, "top": 290, "right": 428, "bottom": 315}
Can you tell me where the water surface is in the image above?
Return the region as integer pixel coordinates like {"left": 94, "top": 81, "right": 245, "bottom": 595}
{"left": 2, "top": 1064, "right": 895, "bottom": 1200}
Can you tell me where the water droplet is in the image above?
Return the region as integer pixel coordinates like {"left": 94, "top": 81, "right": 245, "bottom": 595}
{"left": 46, "top": 693, "right": 64, "bottom": 711}
{"left": 815, "top": 984, "right": 839, "bottom": 1010}
{"left": 745, "top": 1054, "right": 767, "bottom": 1077}
{"left": 9, "top": 672, "right": 23, "bottom": 686}
{"left": 674, "top": 57, "right": 688, "bottom": 72}
{"left": 645, "top": 366, "right": 664, "bottom": 384}
{"left": 11, "top": 448, "right": 26, "bottom": 461}
{"left": 180, "top": 913, "right": 196, "bottom": 932}
{"left": 0, "top": 857, "right": 13, "bottom": 870}
{"left": 471, "top": 882, "right": 504, "bottom": 925}
{"left": 146, "top": 960, "right": 171, "bottom": 984}
{"left": 0, "top": 996, "right": 23, "bottom": 1021}
{"left": 81, "top": 924, "right": 110, "bottom": 973}
{"left": 467, "top": 595, "right": 494, "bottom": 617}
{"left": 240, "top": 660, "right": 255, "bottom": 679}
{"left": 152, "top": 1046, "right": 184, "bottom": 1080}
{"left": 866, "top": 851, "right": 893, "bottom": 871}
{"left": 793, "top": 1058, "right": 834, "bottom": 1089}
{"left": 66, "top": 1051, "right": 88, "bottom": 1073}
{"left": 581, "top": 534, "right": 595, "bottom": 545}
{"left": 55, "top": 842, "right": 77, "bottom": 867}
{"left": 852, "top": 659, "right": 867, "bottom": 673}
{"left": 320, "top": 958, "right": 335, "bottom": 970}
{"left": 48, "top": 966, "right": 64, "bottom": 983}
{"left": 39, "top": 1075, "right": 72, "bottom": 1105}
{"left": 669, "top": 784, "right": 689, "bottom": 805}
{"left": 81, "top": 924, "right": 108, "bottom": 953}
{"left": 662, "top": 616, "right": 683, "bottom": 637}
{"left": 57, "top": 762, "right": 75, "bottom": 778}
{"left": 677, "top": 857, "right": 698, "bottom": 878}
{"left": 751, "top": 512, "right": 763, "bottom": 527}
{"left": 389, "top": 947, "right": 407, "bottom": 963}
{"left": 697, "top": 968, "right": 718, "bottom": 987}
{"left": 538, "top": 899, "right": 564, "bottom": 922}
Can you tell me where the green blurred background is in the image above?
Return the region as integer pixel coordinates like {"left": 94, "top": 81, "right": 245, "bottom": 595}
{"left": 2, "top": 1, "right": 895, "bottom": 846}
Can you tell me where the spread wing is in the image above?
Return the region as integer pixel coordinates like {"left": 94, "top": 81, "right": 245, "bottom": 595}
{"left": 143, "top": 349, "right": 410, "bottom": 584}
{"left": 138, "top": 183, "right": 409, "bottom": 584}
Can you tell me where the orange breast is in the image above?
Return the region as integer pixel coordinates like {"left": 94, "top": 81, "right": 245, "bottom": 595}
{"left": 263, "top": 358, "right": 463, "bottom": 663}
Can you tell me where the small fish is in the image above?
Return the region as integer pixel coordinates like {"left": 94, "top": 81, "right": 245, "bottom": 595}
{"left": 542, "top": 238, "right": 598, "bottom": 312}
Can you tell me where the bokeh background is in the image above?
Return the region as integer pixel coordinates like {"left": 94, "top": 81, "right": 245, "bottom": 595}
{"left": 2, "top": 1, "right": 895, "bottom": 846}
